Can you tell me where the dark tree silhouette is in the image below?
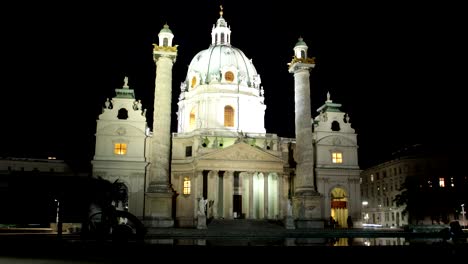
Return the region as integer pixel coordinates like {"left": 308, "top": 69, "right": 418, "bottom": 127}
{"left": 81, "top": 177, "right": 146, "bottom": 242}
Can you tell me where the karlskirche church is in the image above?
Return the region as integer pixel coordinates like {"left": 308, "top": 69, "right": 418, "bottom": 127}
{"left": 91, "top": 9, "right": 361, "bottom": 229}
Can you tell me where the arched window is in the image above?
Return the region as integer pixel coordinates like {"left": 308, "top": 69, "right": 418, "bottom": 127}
{"left": 221, "top": 33, "right": 225, "bottom": 44}
{"left": 189, "top": 108, "right": 196, "bottom": 130}
{"left": 224, "top": 105, "right": 234, "bottom": 127}
{"left": 183, "top": 177, "right": 191, "bottom": 195}
{"left": 163, "top": 37, "right": 168, "bottom": 47}
{"left": 117, "top": 108, "right": 128, "bottom": 120}
{"left": 300, "top": 50, "right": 306, "bottom": 58}
{"left": 191, "top": 76, "right": 197, "bottom": 88}
{"left": 331, "top": 121, "right": 341, "bottom": 131}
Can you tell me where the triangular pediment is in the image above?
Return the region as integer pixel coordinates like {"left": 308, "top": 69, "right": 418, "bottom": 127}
{"left": 200, "top": 142, "right": 283, "bottom": 162}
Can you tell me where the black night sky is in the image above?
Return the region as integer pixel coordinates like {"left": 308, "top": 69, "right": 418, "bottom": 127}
{"left": 2, "top": 1, "right": 466, "bottom": 171}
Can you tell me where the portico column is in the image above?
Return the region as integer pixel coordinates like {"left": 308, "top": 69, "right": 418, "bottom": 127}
{"left": 224, "top": 171, "right": 234, "bottom": 219}
{"left": 209, "top": 170, "right": 219, "bottom": 218}
{"left": 249, "top": 172, "right": 254, "bottom": 219}
{"left": 264, "top": 172, "right": 269, "bottom": 219}
{"left": 194, "top": 171, "right": 203, "bottom": 218}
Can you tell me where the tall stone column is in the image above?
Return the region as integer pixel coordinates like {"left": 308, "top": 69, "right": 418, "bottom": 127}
{"left": 145, "top": 24, "right": 178, "bottom": 227}
{"left": 288, "top": 37, "right": 323, "bottom": 228}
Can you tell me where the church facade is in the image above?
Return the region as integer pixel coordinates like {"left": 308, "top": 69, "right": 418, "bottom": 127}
{"left": 91, "top": 11, "right": 361, "bottom": 228}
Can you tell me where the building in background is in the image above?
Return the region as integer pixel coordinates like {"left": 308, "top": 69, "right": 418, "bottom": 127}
{"left": 360, "top": 144, "right": 468, "bottom": 228}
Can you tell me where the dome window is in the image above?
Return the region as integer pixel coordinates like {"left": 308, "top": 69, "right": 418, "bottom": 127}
{"left": 224, "top": 105, "right": 234, "bottom": 127}
{"left": 191, "top": 76, "right": 197, "bottom": 88}
{"left": 189, "top": 109, "right": 196, "bottom": 130}
{"left": 163, "top": 38, "right": 168, "bottom": 47}
{"left": 225, "top": 71, "right": 234, "bottom": 82}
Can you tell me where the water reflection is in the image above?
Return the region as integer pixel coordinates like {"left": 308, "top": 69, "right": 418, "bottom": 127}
{"left": 329, "top": 237, "right": 409, "bottom": 246}
{"left": 146, "top": 237, "right": 428, "bottom": 246}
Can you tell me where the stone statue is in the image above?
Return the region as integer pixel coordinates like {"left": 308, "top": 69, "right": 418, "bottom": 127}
{"left": 346, "top": 113, "right": 350, "bottom": 123}
{"left": 198, "top": 197, "right": 208, "bottom": 216}
{"left": 105, "top": 98, "right": 110, "bottom": 109}
{"left": 326, "top": 91, "right": 331, "bottom": 102}
{"left": 287, "top": 199, "right": 293, "bottom": 217}
{"left": 137, "top": 100, "right": 142, "bottom": 110}
{"left": 123, "top": 76, "right": 129, "bottom": 88}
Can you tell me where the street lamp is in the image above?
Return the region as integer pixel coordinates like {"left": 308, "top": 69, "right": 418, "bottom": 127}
{"left": 54, "top": 199, "right": 60, "bottom": 224}
{"left": 461, "top": 204, "right": 466, "bottom": 228}
{"left": 54, "top": 199, "right": 62, "bottom": 238}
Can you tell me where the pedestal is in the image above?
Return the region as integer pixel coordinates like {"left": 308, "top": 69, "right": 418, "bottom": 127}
{"left": 197, "top": 215, "right": 207, "bottom": 229}
{"left": 144, "top": 192, "right": 174, "bottom": 227}
{"left": 293, "top": 192, "right": 324, "bottom": 229}
{"left": 285, "top": 216, "right": 296, "bottom": 229}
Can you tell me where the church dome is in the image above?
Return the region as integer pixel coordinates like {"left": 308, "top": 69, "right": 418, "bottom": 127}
{"left": 183, "top": 10, "right": 261, "bottom": 90}
{"left": 186, "top": 45, "right": 259, "bottom": 88}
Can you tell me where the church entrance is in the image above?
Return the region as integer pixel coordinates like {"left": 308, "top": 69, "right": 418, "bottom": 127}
{"left": 233, "top": 194, "right": 242, "bottom": 218}
{"left": 330, "top": 187, "right": 348, "bottom": 228}
{"left": 204, "top": 170, "right": 279, "bottom": 220}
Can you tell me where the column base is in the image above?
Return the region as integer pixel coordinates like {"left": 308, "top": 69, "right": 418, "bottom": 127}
{"left": 197, "top": 215, "right": 207, "bottom": 229}
{"left": 144, "top": 191, "right": 174, "bottom": 228}
{"left": 284, "top": 216, "right": 296, "bottom": 229}
{"left": 143, "top": 217, "right": 174, "bottom": 228}
{"left": 295, "top": 219, "right": 324, "bottom": 229}
{"left": 293, "top": 191, "right": 324, "bottom": 228}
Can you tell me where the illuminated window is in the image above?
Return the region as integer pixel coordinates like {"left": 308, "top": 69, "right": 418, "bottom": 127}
{"left": 332, "top": 152, "right": 343, "bottom": 163}
{"left": 225, "top": 71, "right": 234, "bottom": 82}
{"left": 224, "top": 105, "right": 234, "bottom": 127}
{"left": 370, "top": 174, "right": 374, "bottom": 182}
{"left": 191, "top": 76, "right": 197, "bottom": 88}
{"left": 183, "top": 177, "right": 191, "bottom": 195}
{"left": 114, "top": 143, "right": 127, "bottom": 155}
{"left": 189, "top": 109, "right": 196, "bottom": 130}
{"left": 439, "top": 178, "right": 445, "bottom": 188}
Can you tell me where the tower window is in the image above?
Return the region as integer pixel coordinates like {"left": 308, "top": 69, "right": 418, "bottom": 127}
{"left": 224, "top": 105, "right": 234, "bottom": 127}
{"left": 332, "top": 152, "right": 343, "bottom": 164}
{"left": 300, "top": 50, "right": 305, "bottom": 58}
{"left": 221, "top": 33, "right": 225, "bottom": 44}
{"left": 117, "top": 108, "right": 128, "bottom": 120}
{"left": 183, "top": 177, "right": 191, "bottom": 195}
{"left": 189, "top": 109, "right": 196, "bottom": 130}
{"left": 185, "top": 146, "right": 192, "bottom": 157}
{"left": 331, "top": 121, "right": 340, "bottom": 131}
{"left": 114, "top": 143, "right": 127, "bottom": 155}
{"left": 163, "top": 37, "right": 168, "bottom": 47}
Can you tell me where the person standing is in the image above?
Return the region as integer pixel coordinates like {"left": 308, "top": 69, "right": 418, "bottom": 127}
{"left": 347, "top": 215, "right": 353, "bottom": 228}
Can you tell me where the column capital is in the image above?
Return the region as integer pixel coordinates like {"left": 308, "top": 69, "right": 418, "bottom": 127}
{"left": 288, "top": 62, "right": 315, "bottom": 73}
{"left": 153, "top": 46, "right": 178, "bottom": 63}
